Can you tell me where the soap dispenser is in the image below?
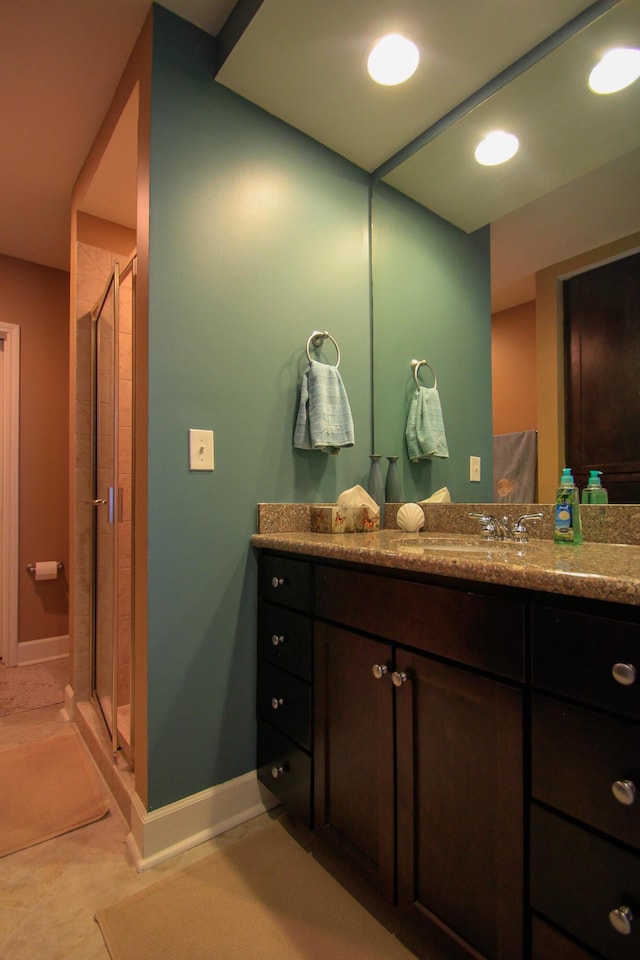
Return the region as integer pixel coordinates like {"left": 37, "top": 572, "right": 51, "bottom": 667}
{"left": 554, "top": 467, "right": 583, "bottom": 545}
{"left": 581, "top": 470, "right": 609, "bottom": 504}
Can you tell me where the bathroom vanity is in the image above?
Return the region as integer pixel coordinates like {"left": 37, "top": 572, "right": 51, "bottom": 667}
{"left": 253, "top": 523, "right": 640, "bottom": 960}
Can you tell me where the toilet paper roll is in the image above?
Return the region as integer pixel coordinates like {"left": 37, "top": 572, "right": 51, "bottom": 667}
{"left": 35, "top": 561, "right": 58, "bottom": 581}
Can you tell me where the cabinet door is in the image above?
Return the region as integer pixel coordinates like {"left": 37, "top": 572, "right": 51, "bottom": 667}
{"left": 314, "top": 622, "right": 395, "bottom": 901}
{"left": 395, "top": 650, "right": 523, "bottom": 960}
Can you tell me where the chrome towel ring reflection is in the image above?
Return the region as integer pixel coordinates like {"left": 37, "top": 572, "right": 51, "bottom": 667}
{"left": 306, "top": 330, "right": 341, "bottom": 368}
{"left": 411, "top": 358, "right": 437, "bottom": 389}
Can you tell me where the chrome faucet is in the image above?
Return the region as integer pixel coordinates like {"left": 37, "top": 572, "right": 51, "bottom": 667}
{"left": 469, "top": 512, "right": 544, "bottom": 543}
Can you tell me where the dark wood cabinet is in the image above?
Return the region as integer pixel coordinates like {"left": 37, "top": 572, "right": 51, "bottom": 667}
{"left": 256, "top": 551, "right": 640, "bottom": 960}
{"left": 396, "top": 649, "right": 523, "bottom": 960}
{"left": 256, "top": 554, "right": 313, "bottom": 827}
{"left": 313, "top": 622, "right": 395, "bottom": 900}
{"left": 313, "top": 563, "right": 524, "bottom": 959}
{"left": 530, "top": 600, "right": 640, "bottom": 959}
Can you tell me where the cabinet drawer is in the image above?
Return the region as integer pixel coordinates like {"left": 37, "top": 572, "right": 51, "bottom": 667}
{"left": 257, "top": 721, "right": 312, "bottom": 828}
{"left": 532, "top": 916, "right": 598, "bottom": 959}
{"left": 532, "top": 694, "right": 640, "bottom": 850}
{"left": 531, "top": 803, "right": 640, "bottom": 960}
{"left": 315, "top": 565, "right": 524, "bottom": 681}
{"left": 531, "top": 605, "right": 640, "bottom": 721}
{"left": 259, "top": 554, "right": 311, "bottom": 613}
{"left": 257, "top": 660, "right": 311, "bottom": 751}
{"left": 258, "top": 602, "right": 312, "bottom": 681}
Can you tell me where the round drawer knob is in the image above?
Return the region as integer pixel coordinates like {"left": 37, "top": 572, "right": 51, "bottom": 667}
{"left": 271, "top": 697, "right": 284, "bottom": 710}
{"left": 392, "top": 671, "right": 409, "bottom": 687}
{"left": 612, "top": 779, "right": 636, "bottom": 806}
{"left": 372, "top": 664, "right": 388, "bottom": 679}
{"left": 271, "top": 576, "right": 285, "bottom": 588}
{"left": 271, "top": 634, "right": 285, "bottom": 647}
{"left": 271, "top": 764, "right": 286, "bottom": 779}
{"left": 609, "top": 905, "right": 633, "bottom": 936}
{"left": 612, "top": 662, "right": 636, "bottom": 686}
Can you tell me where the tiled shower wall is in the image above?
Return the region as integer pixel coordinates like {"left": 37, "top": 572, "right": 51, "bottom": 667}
{"left": 73, "top": 243, "right": 134, "bottom": 722}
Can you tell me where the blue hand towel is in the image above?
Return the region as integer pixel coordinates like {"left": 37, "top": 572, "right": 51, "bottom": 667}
{"left": 294, "top": 360, "right": 355, "bottom": 454}
{"left": 405, "top": 386, "right": 449, "bottom": 462}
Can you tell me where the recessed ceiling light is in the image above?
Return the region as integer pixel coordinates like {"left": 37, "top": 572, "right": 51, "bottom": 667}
{"left": 474, "top": 131, "right": 519, "bottom": 166}
{"left": 367, "top": 34, "right": 419, "bottom": 86}
{"left": 588, "top": 47, "right": 640, "bottom": 94}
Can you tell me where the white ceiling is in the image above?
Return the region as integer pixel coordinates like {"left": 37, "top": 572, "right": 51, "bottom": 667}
{"left": 1, "top": 0, "right": 639, "bottom": 312}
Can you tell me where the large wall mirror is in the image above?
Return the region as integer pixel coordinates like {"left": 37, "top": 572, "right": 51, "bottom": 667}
{"left": 370, "top": 0, "right": 640, "bottom": 504}
{"left": 218, "top": 0, "right": 640, "bottom": 503}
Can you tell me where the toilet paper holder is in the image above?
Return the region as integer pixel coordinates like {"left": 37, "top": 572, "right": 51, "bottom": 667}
{"left": 26, "top": 562, "right": 64, "bottom": 575}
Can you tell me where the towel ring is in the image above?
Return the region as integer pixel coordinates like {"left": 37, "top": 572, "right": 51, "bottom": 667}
{"left": 306, "top": 330, "right": 341, "bottom": 368}
{"left": 411, "top": 358, "right": 437, "bottom": 389}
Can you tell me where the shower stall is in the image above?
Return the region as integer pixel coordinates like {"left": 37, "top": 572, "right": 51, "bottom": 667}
{"left": 89, "top": 255, "right": 136, "bottom": 763}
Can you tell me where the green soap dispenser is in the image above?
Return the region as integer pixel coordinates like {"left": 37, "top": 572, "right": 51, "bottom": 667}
{"left": 554, "top": 467, "right": 583, "bottom": 545}
{"left": 581, "top": 470, "right": 609, "bottom": 504}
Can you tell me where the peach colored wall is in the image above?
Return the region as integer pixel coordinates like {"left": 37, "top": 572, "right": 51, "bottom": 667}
{"left": 491, "top": 300, "right": 537, "bottom": 435}
{"left": 0, "top": 254, "right": 69, "bottom": 645}
{"left": 77, "top": 212, "right": 136, "bottom": 258}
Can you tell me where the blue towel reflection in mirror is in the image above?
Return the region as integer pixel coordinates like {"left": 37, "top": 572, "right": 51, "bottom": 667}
{"left": 405, "top": 386, "right": 449, "bottom": 461}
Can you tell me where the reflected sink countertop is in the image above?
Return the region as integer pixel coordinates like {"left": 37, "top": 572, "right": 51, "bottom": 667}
{"left": 251, "top": 522, "right": 640, "bottom": 607}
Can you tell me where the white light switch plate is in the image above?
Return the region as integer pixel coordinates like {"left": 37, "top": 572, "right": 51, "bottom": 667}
{"left": 189, "top": 429, "right": 214, "bottom": 471}
{"left": 470, "top": 455, "right": 481, "bottom": 482}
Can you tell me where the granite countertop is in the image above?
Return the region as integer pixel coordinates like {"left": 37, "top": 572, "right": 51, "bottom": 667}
{"left": 250, "top": 528, "right": 640, "bottom": 607}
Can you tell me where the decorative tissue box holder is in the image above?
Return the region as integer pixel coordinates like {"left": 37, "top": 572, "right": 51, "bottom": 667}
{"left": 310, "top": 504, "right": 380, "bottom": 534}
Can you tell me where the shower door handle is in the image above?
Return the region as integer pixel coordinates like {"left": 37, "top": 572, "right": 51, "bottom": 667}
{"left": 107, "top": 486, "right": 123, "bottom": 524}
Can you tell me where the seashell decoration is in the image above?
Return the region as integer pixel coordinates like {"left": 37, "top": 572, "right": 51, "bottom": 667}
{"left": 396, "top": 502, "right": 425, "bottom": 532}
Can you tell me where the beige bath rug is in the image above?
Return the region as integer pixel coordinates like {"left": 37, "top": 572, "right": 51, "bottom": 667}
{"left": 0, "top": 658, "right": 67, "bottom": 716}
{"left": 96, "top": 819, "right": 424, "bottom": 960}
{"left": 0, "top": 724, "right": 109, "bottom": 857}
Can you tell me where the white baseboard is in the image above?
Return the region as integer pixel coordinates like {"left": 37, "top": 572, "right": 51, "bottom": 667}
{"left": 126, "top": 771, "right": 280, "bottom": 872}
{"left": 17, "top": 634, "right": 69, "bottom": 665}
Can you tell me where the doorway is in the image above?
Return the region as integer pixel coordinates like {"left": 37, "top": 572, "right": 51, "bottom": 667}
{"left": 90, "top": 256, "right": 135, "bottom": 762}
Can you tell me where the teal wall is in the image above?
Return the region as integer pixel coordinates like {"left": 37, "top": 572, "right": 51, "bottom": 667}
{"left": 147, "top": 7, "right": 371, "bottom": 808}
{"left": 372, "top": 182, "right": 493, "bottom": 503}
{"left": 145, "top": 6, "right": 492, "bottom": 810}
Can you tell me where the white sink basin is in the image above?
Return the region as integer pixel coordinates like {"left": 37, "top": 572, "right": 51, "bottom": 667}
{"left": 394, "top": 534, "right": 521, "bottom": 555}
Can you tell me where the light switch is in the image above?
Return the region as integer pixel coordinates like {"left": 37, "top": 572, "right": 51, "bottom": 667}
{"left": 189, "top": 429, "right": 214, "bottom": 471}
{"left": 470, "top": 456, "right": 481, "bottom": 482}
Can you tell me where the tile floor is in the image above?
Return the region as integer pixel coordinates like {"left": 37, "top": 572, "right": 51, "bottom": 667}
{"left": 0, "top": 703, "right": 274, "bottom": 960}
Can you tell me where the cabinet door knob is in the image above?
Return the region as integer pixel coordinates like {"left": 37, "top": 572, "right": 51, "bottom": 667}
{"left": 372, "top": 664, "right": 388, "bottom": 679}
{"left": 612, "top": 779, "right": 636, "bottom": 806}
{"left": 271, "top": 697, "right": 284, "bottom": 710}
{"left": 609, "top": 905, "right": 633, "bottom": 935}
{"left": 392, "top": 671, "right": 409, "bottom": 687}
{"left": 612, "top": 662, "right": 636, "bottom": 686}
{"left": 271, "top": 764, "right": 287, "bottom": 779}
{"left": 271, "top": 634, "right": 285, "bottom": 647}
{"left": 271, "top": 576, "right": 285, "bottom": 588}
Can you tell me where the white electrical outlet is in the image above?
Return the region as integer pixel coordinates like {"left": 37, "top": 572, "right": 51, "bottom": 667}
{"left": 470, "top": 455, "right": 481, "bottom": 482}
{"left": 189, "top": 429, "right": 214, "bottom": 471}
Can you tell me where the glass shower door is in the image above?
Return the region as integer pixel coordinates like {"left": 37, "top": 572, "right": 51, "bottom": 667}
{"left": 90, "top": 255, "right": 135, "bottom": 763}
{"left": 92, "top": 267, "right": 119, "bottom": 757}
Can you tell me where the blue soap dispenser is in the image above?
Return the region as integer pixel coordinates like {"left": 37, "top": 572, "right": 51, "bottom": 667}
{"left": 554, "top": 467, "right": 583, "bottom": 545}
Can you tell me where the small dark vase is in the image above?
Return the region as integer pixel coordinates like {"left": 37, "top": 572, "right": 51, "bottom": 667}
{"left": 367, "top": 454, "right": 385, "bottom": 529}
{"left": 385, "top": 456, "right": 403, "bottom": 503}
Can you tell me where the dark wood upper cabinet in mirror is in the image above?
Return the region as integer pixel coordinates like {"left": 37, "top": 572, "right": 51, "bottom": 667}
{"left": 564, "top": 251, "right": 640, "bottom": 503}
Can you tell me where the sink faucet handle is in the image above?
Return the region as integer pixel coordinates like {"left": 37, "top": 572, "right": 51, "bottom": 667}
{"left": 513, "top": 512, "right": 544, "bottom": 543}
{"left": 468, "top": 512, "right": 499, "bottom": 540}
